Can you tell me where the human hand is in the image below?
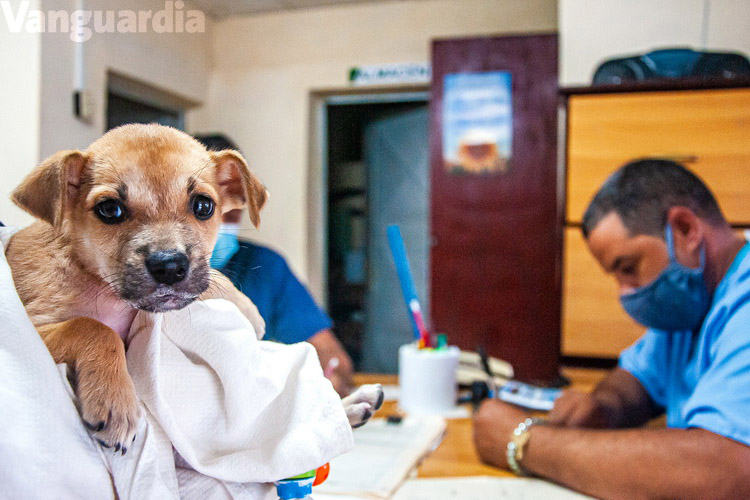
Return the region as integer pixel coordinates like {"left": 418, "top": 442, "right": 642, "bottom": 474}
{"left": 326, "top": 360, "right": 354, "bottom": 397}
{"left": 308, "top": 329, "right": 355, "bottom": 397}
{"left": 472, "top": 398, "right": 530, "bottom": 469}
{"left": 547, "top": 389, "right": 614, "bottom": 428}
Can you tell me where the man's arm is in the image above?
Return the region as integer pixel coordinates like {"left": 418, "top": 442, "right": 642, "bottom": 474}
{"left": 474, "top": 399, "right": 750, "bottom": 499}
{"left": 307, "top": 328, "right": 354, "bottom": 397}
{"left": 547, "top": 368, "right": 661, "bottom": 429}
{"left": 526, "top": 422, "right": 750, "bottom": 499}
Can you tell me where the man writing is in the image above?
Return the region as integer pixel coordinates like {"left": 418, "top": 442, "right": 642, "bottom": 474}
{"left": 473, "top": 159, "right": 750, "bottom": 498}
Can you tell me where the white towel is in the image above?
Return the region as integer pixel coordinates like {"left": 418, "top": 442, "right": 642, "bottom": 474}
{"left": 0, "top": 227, "right": 354, "bottom": 499}
{"left": 0, "top": 226, "right": 113, "bottom": 499}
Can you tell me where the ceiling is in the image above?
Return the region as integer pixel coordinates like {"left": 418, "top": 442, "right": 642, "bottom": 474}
{"left": 188, "top": 0, "right": 413, "bottom": 19}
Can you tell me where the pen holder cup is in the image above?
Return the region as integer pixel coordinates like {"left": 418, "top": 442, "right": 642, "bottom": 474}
{"left": 398, "top": 343, "right": 459, "bottom": 415}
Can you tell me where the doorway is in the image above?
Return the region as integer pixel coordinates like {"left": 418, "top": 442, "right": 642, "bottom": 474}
{"left": 312, "top": 90, "right": 429, "bottom": 372}
{"left": 105, "top": 72, "right": 195, "bottom": 132}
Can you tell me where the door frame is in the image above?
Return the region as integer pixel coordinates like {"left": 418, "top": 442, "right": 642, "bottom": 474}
{"left": 307, "top": 85, "right": 429, "bottom": 307}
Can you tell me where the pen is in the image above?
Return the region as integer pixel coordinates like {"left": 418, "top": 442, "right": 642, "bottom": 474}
{"left": 387, "top": 225, "right": 431, "bottom": 347}
{"left": 477, "top": 346, "right": 497, "bottom": 398}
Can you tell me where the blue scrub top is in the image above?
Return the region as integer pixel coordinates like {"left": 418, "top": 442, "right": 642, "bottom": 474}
{"left": 619, "top": 240, "right": 750, "bottom": 445}
{"left": 218, "top": 240, "right": 333, "bottom": 344}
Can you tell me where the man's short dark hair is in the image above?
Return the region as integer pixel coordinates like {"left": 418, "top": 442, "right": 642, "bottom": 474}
{"left": 194, "top": 133, "right": 239, "bottom": 152}
{"left": 581, "top": 158, "right": 725, "bottom": 239}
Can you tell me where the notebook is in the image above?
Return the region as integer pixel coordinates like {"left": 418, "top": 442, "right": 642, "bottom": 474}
{"left": 456, "top": 350, "right": 514, "bottom": 387}
{"left": 392, "top": 476, "right": 595, "bottom": 499}
{"left": 315, "top": 416, "right": 446, "bottom": 499}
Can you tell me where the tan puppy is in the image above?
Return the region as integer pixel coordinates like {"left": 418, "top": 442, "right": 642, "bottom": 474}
{"left": 7, "top": 124, "right": 268, "bottom": 452}
{"left": 7, "top": 124, "right": 383, "bottom": 457}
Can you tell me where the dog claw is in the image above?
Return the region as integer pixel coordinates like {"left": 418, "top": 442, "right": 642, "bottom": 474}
{"left": 78, "top": 368, "right": 140, "bottom": 455}
{"left": 375, "top": 389, "right": 384, "bottom": 410}
{"left": 352, "top": 409, "right": 373, "bottom": 429}
{"left": 86, "top": 420, "right": 106, "bottom": 432}
{"left": 97, "top": 439, "right": 112, "bottom": 449}
{"left": 121, "top": 446, "right": 127, "bottom": 456}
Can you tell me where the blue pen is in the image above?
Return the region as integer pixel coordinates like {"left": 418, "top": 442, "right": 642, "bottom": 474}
{"left": 386, "top": 225, "right": 429, "bottom": 346}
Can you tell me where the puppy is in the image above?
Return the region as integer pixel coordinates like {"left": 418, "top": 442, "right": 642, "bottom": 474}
{"left": 6, "top": 124, "right": 381, "bottom": 453}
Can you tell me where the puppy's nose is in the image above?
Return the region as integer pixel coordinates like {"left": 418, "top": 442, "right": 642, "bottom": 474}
{"left": 145, "top": 251, "right": 189, "bottom": 286}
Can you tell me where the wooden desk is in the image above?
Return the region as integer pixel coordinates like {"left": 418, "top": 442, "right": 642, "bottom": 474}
{"left": 354, "top": 368, "right": 608, "bottom": 478}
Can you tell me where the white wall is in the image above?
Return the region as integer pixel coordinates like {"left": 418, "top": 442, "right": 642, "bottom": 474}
{"left": 560, "top": 0, "right": 750, "bottom": 86}
{"left": 39, "top": 0, "right": 213, "bottom": 158}
{"left": 0, "top": 0, "right": 41, "bottom": 227}
{"left": 0, "top": 0, "right": 213, "bottom": 226}
{"left": 196, "top": 0, "right": 558, "bottom": 288}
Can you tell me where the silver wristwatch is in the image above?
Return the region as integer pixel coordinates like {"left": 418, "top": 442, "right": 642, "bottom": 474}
{"left": 506, "top": 417, "right": 545, "bottom": 476}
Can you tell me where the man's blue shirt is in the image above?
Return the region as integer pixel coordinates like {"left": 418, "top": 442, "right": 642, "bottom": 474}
{"left": 620, "top": 240, "right": 750, "bottom": 445}
{"left": 218, "top": 240, "right": 332, "bottom": 344}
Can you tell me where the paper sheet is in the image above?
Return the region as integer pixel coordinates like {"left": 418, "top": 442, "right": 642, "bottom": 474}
{"left": 381, "top": 384, "right": 400, "bottom": 402}
{"left": 392, "top": 476, "right": 595, "bottom": 500}
{"left": 316, "top": 416, "right": 446, "bottom": 499}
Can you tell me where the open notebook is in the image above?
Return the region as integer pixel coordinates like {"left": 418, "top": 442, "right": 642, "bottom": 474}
{"left": 315, "top": 416, "right": 446, "bottom": 499}
{"left": 456, "top": 350, "right": 514, "bottom": 387}
{"left": 316, "top": 477, "right": 593, "bottom": 500}
{"left": 391, "top": 476, "right": 594, "bottom": 499}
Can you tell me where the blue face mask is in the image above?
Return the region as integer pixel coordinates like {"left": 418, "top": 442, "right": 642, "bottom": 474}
{"left": 210, "top": 224, "right": 240, "bottom": 269}
{"left": 619, "top": 224, "right": 710, "bottom": 332}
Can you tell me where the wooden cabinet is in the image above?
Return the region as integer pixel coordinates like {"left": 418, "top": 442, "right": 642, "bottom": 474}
{"left": 567, "top": 88, "right": 750, "bottom": 225}
{"left": 562, "top": 227, "right": 645, "bottom": 358}
{"left": 562, "top": 83, "right": 750, "bottom": 359}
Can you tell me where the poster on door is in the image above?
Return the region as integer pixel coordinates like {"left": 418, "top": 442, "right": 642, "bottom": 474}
{"left": 442, "top": 71, "right": 512, "bottom": 174}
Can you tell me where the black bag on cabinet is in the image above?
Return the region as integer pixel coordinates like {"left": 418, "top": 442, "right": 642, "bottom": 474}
{"left": 593, "top": 48, "right": 750, "bottom": 85}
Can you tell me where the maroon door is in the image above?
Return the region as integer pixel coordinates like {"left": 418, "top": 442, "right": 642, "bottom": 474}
{"left": 429, "top": 34, "right": 561, "bottom": 383}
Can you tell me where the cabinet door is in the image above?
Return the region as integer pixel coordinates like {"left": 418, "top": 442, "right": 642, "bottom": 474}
{"left": 562, "top": 228, "right": 645, "bottom": 358}
{"left": 566, "top": 88, "right": 750, "bottom": 225}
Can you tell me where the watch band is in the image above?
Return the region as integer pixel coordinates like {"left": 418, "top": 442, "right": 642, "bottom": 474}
{"left": 506, "top": 417, "right": 545, "bottom": 476}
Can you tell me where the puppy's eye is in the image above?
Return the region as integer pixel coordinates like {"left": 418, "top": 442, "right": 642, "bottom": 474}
{"left": 94, "top": 199, "right": 127, "bottom": 224}
{"left": 192, "top": 195, "right": 215, "bottom": 220}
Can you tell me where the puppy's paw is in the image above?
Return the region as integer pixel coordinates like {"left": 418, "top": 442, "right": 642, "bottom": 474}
{"left": 346, "top": 402, "right": 374, "bottom": 429}
{"left": 77, "top": 365, "right": 140, "bottom": 455}
{"left": 342, "top": 383, "right": 384, "bottom": 428}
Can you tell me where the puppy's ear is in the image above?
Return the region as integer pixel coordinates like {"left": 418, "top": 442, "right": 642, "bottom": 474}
{"left": 11, "top": 150, "right": 88, "bottom": 226}
{"left": 212, "top": 150, "right": 268, "bottom": 228}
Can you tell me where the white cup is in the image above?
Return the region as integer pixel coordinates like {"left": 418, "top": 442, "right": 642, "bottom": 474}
{"left": 398, "top": 343, "right": 459, "bottom": 415}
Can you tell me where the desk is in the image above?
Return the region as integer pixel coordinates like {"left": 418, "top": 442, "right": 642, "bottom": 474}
{"left": 354, "top": 367, "right": 608, "bottom": 478}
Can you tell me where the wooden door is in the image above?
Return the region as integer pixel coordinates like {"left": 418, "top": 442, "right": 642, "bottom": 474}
{"left": 429, "top": 34, "right": 561, "bottom": 382}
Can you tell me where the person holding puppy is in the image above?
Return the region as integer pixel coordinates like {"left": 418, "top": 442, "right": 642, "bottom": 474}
{"left": 473, "top": 159, "right": 750, "bottom": 498}
{"left": 196, "top": 134, "right": 354, "bottom": 396}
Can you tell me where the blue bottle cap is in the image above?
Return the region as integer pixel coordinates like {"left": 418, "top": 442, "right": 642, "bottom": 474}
{"left": 276, "top": 478, "right": 313, "bottom": 500}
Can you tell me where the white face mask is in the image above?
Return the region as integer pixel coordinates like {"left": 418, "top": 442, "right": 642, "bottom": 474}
{"left": 219, "top": 223, "right": 240, "bottom": 237}
{"left": 210, "top": 223, "right": 240, "bottom": 269}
